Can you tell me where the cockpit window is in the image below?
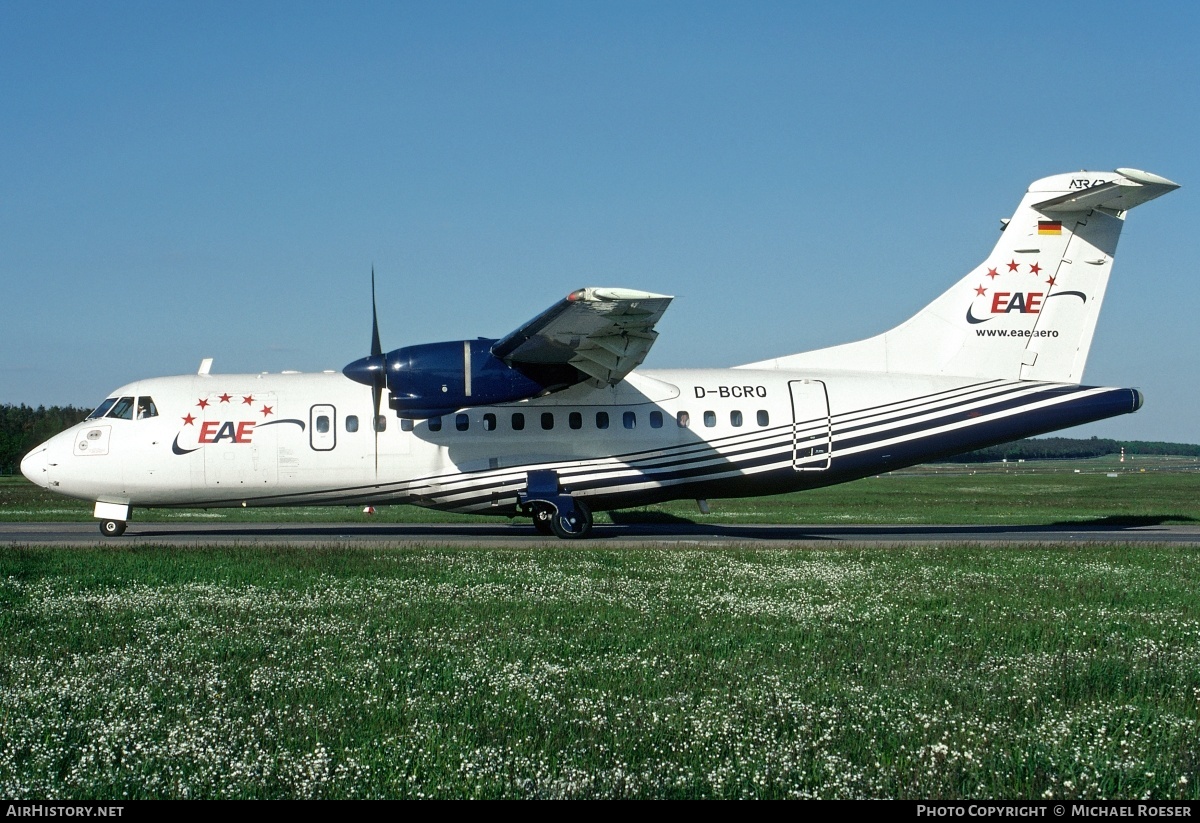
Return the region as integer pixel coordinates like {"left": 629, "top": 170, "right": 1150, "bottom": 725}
{"left": 137, "top": 397, "right": 158, "bottom": 419}
{"left": 87, "top": 398, "right": 119, "bottom": 420}
{"left": 105, "top": 397, "right": 136, "bottom": 420}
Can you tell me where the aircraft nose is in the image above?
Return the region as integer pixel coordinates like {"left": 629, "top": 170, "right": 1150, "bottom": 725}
{"left": 20, "top": 446, "right": 49, "bottom": 488}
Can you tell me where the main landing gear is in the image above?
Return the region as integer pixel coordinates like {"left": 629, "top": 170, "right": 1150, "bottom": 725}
{"left": 530, "top": 500, "right": 593, "bottom": 539}
{"left": 520, "top": 470, "right": 594, "bottom": 539}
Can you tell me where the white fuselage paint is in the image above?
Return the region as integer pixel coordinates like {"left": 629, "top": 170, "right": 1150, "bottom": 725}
{"left": 21, "top": 366, "right": 1133, "bottom": 516}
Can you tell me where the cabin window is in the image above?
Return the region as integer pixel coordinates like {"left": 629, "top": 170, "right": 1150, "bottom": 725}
{"left": 541, "top": 412, "right": 554, "bottom": 430}
{"left": 569, "top": 411, "right": 582, "bottom": 430}
{"left": 87, "top": 398, "right": 119, "bottom": 420}
{"left": 730, "top": 410, "right": 743, "bottom": 427}
{"left": 428, "top": 417, "right": 442, "bottom": 432}
{"left": 757, "top": 410, "right": 769, "bottom": 426}
{"left": 346, "top": 415, "right": 359, "bottom": 433}
{"left": 401, "top": 418, "right": 413, "bottom": 432}
{"left": 106, "top": 397, "right": 136, "bottom": 420}
{"left": 596, "top": 411, "right": 609, "bottom": 429}
{"left": 623, "top": 411, "right": 636, "bottom": 430}
{"left": 649, "top": 411, "right": 663, "bottom": 428}
{"left": 483, "top": 413, "right": 496, "bottom": 431}
{"left": 374, "top": 415, "right": 387, "bottom": 432}
{"left": 677, "top": 411, "right": 690, "bottom": 428}
{"left": 512, "top": 412, "right": 525, "bottom": 431}
{"left": 456, "top": 413, "right": 470, "bottom": 432}
{"left": 703, "top": 411, "right": 716, "bottom": 427}
{"left": 316, "top": 415, "right": 331, "bottom": 434}
{"left": 136, "top": 397, "right": 158, "bottom": 419}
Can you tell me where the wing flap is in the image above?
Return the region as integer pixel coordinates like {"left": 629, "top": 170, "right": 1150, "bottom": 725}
{"left": 492, "top": 287, "right": 673, "bottom": 386}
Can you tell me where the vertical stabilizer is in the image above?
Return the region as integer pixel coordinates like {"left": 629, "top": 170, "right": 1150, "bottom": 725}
{"left": 741, "top": 169, "right": 1178, "bottom": 383}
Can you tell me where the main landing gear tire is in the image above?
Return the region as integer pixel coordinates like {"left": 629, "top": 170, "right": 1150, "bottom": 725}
{"left": 532, "top": 506, "right": 555, "bottom": 536}
{"left": 100, "top": 519, "right": 127, "bottom": 537}
{"left": 549, "top": 501, "right": 593, "bottom": 540}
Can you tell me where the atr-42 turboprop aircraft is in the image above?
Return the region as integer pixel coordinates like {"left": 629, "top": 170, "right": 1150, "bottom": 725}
{"left": 22, "top": 168, "right": 1179, "bottom": 538}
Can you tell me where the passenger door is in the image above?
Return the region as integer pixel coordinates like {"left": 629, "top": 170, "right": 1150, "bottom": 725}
{"left": 789, "top": 380, "right": 831, "bottom": 471}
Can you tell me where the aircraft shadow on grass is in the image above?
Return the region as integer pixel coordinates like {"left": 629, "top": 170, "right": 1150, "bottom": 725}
{"left": 1048, "top": 514, "right": 1197, "bottom": 528}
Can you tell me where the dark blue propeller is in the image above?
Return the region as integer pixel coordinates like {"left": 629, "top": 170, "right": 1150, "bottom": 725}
{"left": 343, "top": 268, "right": 388, "bottom": 474}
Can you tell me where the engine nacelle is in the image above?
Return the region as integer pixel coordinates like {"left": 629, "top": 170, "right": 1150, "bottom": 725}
{"left": 381, "top": 339, "right": 578, "bottom": 419}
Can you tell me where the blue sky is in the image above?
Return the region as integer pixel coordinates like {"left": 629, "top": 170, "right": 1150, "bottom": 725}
{"left": 3, "top": 1, "right": 1196, "bottom": 441}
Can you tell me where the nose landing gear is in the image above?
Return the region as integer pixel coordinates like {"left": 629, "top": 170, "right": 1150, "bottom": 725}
{"left": 100, "top": 519, "right": 127, "bottom": 537}
{"left": 94, "top": 501, "right": 132, "bottom": 538}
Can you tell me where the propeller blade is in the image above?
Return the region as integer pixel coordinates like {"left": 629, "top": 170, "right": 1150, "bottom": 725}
{"left": 370, "top": 268, "right": 383, "bottom": 475}
{"left": 370, "top": 265, "right": 382, "bottom": 358}
{"left": 344, "top": 268, "right": 388, "bottom": 477}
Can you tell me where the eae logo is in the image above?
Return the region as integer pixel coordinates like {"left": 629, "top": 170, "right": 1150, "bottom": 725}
{"left": 989, "top": 292, "right": 1043, "bottom": 314}
{"left": 964, "top": 290, "right": 1041, "bottom": 326}
{"left": 197, "top": 421, "right": 256, "bottom": 444}
{"left": 965, "top": 259, "right": 1086, "bottom": 325}
{"left": 171, "top": 392, "right": 303, "bottom": 455}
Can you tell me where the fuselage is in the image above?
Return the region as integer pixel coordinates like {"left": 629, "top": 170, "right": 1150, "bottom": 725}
{"left": 20, "top": 366, "right": 1141, "bottom": 516}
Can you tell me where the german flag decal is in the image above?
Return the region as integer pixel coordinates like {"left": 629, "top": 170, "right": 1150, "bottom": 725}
{"left": 1038, "top": 220, "right": 1063, "bottom": 235}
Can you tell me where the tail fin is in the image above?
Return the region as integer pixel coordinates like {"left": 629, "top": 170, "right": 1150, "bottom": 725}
{"left": 742, "top": 168, "right": 1179, "bottom": 383}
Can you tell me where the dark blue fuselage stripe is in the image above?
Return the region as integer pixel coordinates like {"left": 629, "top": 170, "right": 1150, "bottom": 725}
{"left": 433, "top": 387, "right": 1136, "bottom": 511}
{"left": 832, "top": 382, "right": 1044, "bottom": 436}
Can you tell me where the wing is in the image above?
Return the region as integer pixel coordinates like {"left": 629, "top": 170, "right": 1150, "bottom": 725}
{"left": 491, "top": 287, "right": 674, "bottom": 386}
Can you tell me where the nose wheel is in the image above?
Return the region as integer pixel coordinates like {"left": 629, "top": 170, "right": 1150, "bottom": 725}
{"left": 99, "top": 519, "right": 127, "bottom": 537}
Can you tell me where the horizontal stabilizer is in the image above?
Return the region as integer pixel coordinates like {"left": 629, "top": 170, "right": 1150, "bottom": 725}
{"left": 1033, "top": 168, "right": 1179, "bottom": 214}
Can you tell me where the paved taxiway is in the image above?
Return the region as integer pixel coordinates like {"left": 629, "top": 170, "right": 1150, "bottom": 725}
{"left": 5, "top": 521, "right": 1200, "bottom": 548}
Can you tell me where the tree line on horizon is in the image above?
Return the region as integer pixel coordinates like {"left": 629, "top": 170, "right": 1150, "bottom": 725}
{"left": 952, "top": 435, "right": 1200, "bottom": 462}
{"left": 0, "top": 403, "right": 1197, "bottom": 476}
{"left": 0, "top": 404, "right": 91, "bottom": 475}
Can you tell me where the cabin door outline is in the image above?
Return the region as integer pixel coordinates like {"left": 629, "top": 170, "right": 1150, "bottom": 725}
{"left": 789, "top": 380, "right": 831, "bottom": 471}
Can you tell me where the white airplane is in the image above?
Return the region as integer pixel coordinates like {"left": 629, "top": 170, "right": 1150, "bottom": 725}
{"left": 21, "top": 168, "right": 1179, "bottom": 538}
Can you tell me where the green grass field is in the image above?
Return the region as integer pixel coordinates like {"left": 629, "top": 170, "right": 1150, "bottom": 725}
{"left": 1, "top": 543, "right": 1197, "bottom": 799}
{"left": 2, "top": 461, "right": 1198, "bottom": 798}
